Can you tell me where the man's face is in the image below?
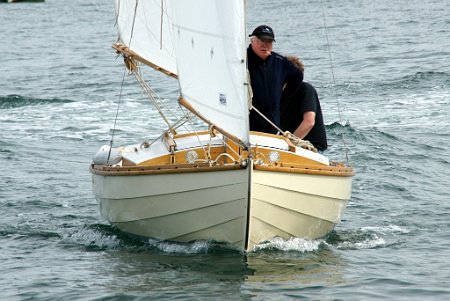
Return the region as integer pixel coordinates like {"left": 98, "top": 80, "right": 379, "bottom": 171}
{"left": 251, "top": 36, "right": 273, "bottom": 60}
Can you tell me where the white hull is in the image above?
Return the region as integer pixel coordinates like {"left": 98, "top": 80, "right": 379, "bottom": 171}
{"left": 92, "top": 168, "right": 250, "bottom": 250}
{"left": 92, "top": 165, "right": 351, "bottom": 252}
{"left": 91, "top": 133, "right": 353, "bottom": 252}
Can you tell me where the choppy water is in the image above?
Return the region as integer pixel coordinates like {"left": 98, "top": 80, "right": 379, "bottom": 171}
{"left": 1, "top": 0, "right": 450, "bottom": 300}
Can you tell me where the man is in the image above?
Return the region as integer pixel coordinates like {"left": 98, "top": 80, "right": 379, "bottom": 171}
{"left": 247, "top": 25, "right": 304, "bottom": 134}
{"left": 280, "top": 56, "right": 328, "bottom": 152}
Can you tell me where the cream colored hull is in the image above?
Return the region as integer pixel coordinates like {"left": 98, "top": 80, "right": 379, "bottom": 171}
{"left": 92, "top": 168, "right": 250, "bottom": 250}
{"left": 247, "top": 169, "right": 352, "bottom": 251}
{"left": 92, "top": 164, "right": 352, "bottom": 252}
{"left": 91, "top": 132, "right": 353, "bottom": 252}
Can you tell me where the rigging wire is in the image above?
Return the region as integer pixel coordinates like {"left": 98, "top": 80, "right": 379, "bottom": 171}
{"left": 107, "top": 67, "right": 127, "bottom": 164}
{"left": 107, "top": 0, "right": 139, "bottom": 163}
{"left": 320, "top": 0, "right": 350, "bottom": 164}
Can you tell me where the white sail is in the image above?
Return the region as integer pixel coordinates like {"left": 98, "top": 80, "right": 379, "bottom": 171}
{"left": 169, "top": 0, "right": 250, "bottom": 146}
{"left": 115, "top": 0, "right": 177, "bottom": 75}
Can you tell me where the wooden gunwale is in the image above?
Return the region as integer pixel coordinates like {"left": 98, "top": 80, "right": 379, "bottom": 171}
{"left": 90, "top": 162, "right": 244, "bottom": 176}
{"left": 90, "top": 161, "right": 353, "bottom": 177}
{"left": 254, "top": 164, "right": 354, "bottom": 177}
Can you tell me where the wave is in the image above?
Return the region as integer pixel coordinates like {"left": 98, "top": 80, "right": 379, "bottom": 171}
{"left": 383, "top": 71, "right": 450, "bottom": 90}
{"left": 0, "top": 94, "right": 74, "bottom": 109}
{"left": 329, "top": 124, "right": 399, "bottom": 146}
{"left": 327, "top": 122, "right": 447, "bottom": 155}
{"left": 146, "top": 238, "right": 213, "bottom": 254}
{"left": 0, "top": 227, "right": 60, "bottom": 240}
{"left": 61, "top": 224, "right": 327, "bottom": 254}
{"left": 325, "top": 225, "right": 409, "bottom": 250}
{"left": 252, "top": 237, "right": 323, "bottom": 253}
{"left": 62, "top": 224, "right": 226, "bottom": 253}
{"left": 326, "top": 121, "right": 354, "bottom": 133}
{"left": 61, "top": 224, "right": 134, "bottom": 250}
{"left": 332, "top": 123, "right": 450, "bottom": 169}
{"left": 317, "top": 71, "right": 450, "bottom": 101}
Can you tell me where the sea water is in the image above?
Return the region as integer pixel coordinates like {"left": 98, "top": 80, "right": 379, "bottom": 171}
{"left": 1, "top": 0, "right": 450, "bottom": 300}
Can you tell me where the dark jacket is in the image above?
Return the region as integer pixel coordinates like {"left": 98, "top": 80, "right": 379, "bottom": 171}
{"left": 247, "top": 45, "right": 303, "bottom": 134}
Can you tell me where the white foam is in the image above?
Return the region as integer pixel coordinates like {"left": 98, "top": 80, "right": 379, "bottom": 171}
{"left": 336, "top": 235, "right": 387, "bottom": 250}
{"left": 253, "top": 237, "right": 323, "bottom": 252}
{"left": 147, "top": 238, "right": 211, "bottom": 254}
{"left": 64, "top": 228, "right": 122, "bottom": 249}
{"left": 361, "top": 224, "right": 410, "bottom": 234}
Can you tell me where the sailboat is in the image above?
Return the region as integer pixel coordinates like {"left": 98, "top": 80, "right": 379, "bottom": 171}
{"left": 90, "top": 0, "right": 354, "bottom": 252}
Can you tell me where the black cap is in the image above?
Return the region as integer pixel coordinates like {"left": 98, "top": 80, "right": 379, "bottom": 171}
{"left": 249, "top": 25, "right": 275, "bottom": 42}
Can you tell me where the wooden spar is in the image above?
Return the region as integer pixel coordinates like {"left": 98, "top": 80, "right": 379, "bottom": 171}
{"left": 112, "top": 42, "right": 178, "bottom": 79}
{"left": 178, "top": 96, "right": 249, "bottom": 150}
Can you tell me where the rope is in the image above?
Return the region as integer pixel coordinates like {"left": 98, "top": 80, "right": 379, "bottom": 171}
{"left": 251, "top": 106, "right": 318, "bottom": 152}
{"left": 212, "top": 153, "right": 238, "bottom": 164}
{"left": 140, "top": 114, "right": 191, "bottom": 150}
{"left": 250, "top": 105, "right": 283, "bottom": 133}
{"left": 132, "top": 67, "right": 174, "bottom": 130}
{"left": 283, "top": 131, "right": 318, "bottom": 153}
{"left": 320, "top": 0, "right": 350, "bottom": 164}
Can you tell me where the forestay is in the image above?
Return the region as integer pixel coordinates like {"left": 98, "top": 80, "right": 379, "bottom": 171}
{"left": 169, "top": 0, "right": 250, "bottom": 146}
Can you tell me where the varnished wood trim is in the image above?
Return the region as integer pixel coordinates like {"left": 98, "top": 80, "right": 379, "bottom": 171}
{"left": 90, "top": 162, "right": 244, "bottom": 176}
{"left": 254, "top": 164, "right": 354, "bottom": 177}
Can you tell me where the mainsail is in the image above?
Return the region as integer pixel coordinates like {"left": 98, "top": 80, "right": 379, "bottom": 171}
{"left": 169, "top": 1, "right": 250, "bottom": 146}
{"left": 114, "top": 0, "right": 250, "bottom": 147}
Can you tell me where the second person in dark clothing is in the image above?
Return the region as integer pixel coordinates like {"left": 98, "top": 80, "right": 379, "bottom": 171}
{"left": 280, "top": 56, "right": 328, "bottom": 152}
